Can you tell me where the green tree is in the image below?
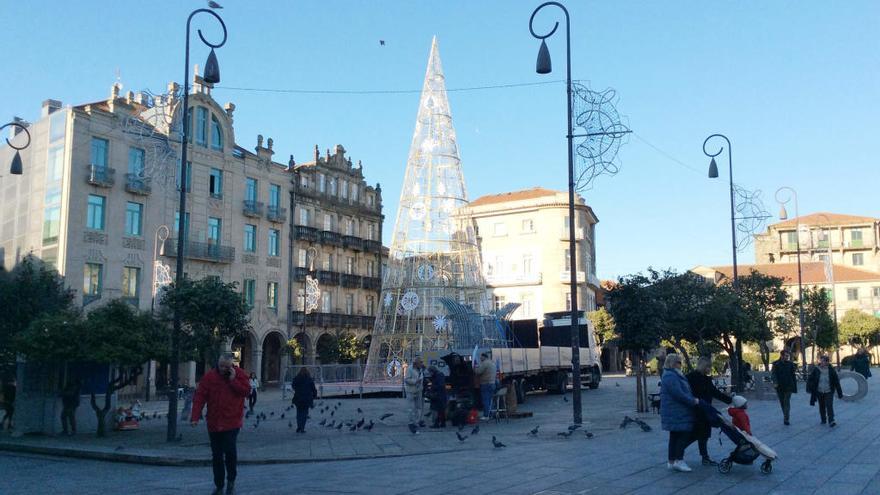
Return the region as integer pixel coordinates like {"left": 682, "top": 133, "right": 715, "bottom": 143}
{"left": 285, "top": 337, "right": 304, "bottom": 363}
{"left": 838, "top": 309, "right": 880, "bottom": 346}
{"left": 588, "top": 307, "right": 617, "bottom": 347}
{"left": 337, "top": 333, "right": 367, "bottom": 364}
{"left": 735, "top": 270, "right": 791, "bottom": 369}
{"left": 801, "top": 286, "right": 837, "bottom": 356}
{"left": 316, "top": 334, "right": 339, "bottom": 364}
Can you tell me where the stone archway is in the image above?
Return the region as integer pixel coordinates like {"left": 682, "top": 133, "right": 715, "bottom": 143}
{"left": 232, "top": 332, "right": 258, "bottom": 374}
{"left": 261, "top": 331, "right": 285, "bottom": 384}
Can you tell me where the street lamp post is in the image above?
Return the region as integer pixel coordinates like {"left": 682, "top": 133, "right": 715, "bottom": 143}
{"left": 167, "top": 7, "right": 227, "bottom": 442}
{"left": 530, "top": 1, "right": 583, "bottom": 425}
{"left": 812, "top": 213, "right": 840, "bottom": 367}
{"left": 703, "top": 133, "right": 746, "bottom": 391}
{"left": 1, "top": 121, "right": 31, "bottom": 175}
{"left": 775, "top": 187, "right": 808, "bottom": 373}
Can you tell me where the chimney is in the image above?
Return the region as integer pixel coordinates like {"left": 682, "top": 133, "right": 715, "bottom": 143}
{"left": 10, "top": 117, "right": 28, "bottom": 137}
{"left": 41, "top": 99, "right": 62, "bottom": 118}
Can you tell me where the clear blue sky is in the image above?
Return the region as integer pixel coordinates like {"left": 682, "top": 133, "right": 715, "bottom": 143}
{"left": 3, "top": 1, "right": 878, "bottom": 280}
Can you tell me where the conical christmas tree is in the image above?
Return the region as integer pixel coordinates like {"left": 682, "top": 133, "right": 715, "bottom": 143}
{"left": 365, "top": 37, "right": 496, "bottom": 381}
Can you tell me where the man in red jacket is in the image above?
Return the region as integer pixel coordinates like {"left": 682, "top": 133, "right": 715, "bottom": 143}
{"left": 191, "top": 353, "right": 251, "bottom": 495}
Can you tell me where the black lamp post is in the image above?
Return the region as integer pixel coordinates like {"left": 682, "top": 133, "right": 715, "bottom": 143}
{"left": 776, "top": 186, "right": 808, "bottom": 372}
{"left": 1, "top": 121, "right": 31, "bottom": 175}
{"left": 167, "top": 7, "right": 227, "bottom": 442}
{"left": 530, "top": 1, "right": 583, "bottom": 425}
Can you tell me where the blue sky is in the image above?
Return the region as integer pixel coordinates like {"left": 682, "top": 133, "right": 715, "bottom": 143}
{"left": 2, "top": 1, "right": 878, "bottom": 280}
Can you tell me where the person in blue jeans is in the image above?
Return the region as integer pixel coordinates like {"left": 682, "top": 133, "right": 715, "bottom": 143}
{"left": 475, "top": 353, "right": 496, "bottom": 420}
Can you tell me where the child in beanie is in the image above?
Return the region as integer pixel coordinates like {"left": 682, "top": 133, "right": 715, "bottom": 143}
{"left": 728, "top": 395, "right": 751, "bottom": 434}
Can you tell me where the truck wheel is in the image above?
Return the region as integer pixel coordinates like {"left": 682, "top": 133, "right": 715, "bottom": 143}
{"left": 588, "top": 366, "right": 601, "bottom": 389}
{"left": 546, "top": 372, "right": 566, "bottom": 394}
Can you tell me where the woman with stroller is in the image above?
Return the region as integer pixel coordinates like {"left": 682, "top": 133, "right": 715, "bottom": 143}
{"left": 687, "top": 356, "right": 732, "bottom": 466}
{"left": 661, "top": 353, "right": 701, "bottom": 472}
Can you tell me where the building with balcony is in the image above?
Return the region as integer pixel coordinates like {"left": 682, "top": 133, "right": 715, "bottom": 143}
{"left": 461, "top": 187, "right": 600, "bottom": 321}
{"left": 754, "top": 213, "right": 880, "bottom": 273}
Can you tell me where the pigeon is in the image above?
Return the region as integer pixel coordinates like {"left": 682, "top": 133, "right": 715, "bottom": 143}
{"left": 336, "top": 423, "right": 344, "bottom": 430}
{"left": 456, "top": 432, "right": 468, "bottom": 442}
{"left": 379, "top": 40, "right": 385, "bottom": 46}
{"left": 280, "top": 413, "right": 285, "bottom": 419}
{"left": 584, "top": 431, "right": 594, "bottom": 439}
{"left": 288, "top": 421, "right": 293, "bottom": 428}
{"left": 327, "top": 420, "right": 335, "bottom": 428}
{"left": 379, "top": 413, "right": 394, "bottom": 421}
{"left": 471, "top": 425, "right": 480, "bottom": 436}
{"left": 492, "top": 436, "right": 506, "bottom": 448}
{"left": 557, "top": 431, "right": 573, "bottom": 438}
{"left": 568, "top": 424, "right": 581, "bottom": 431}
{"left": 319, "top": 419, "right": 326, "bottom": 426}
{"left": 270, "top": 412, "right": 275, "bottom": 417}
{"left": 635, "top": 419, "right": 652, "bottom": 432}
{"left": 528, "top": 426, "right": 540, "bottom": 436}
{"left": 253, "top": 422, "right": 259, "bottom": 429}
{"left": 331, "top": 410, "right": 335, "bottom": 417}
{"left": 364, "top": 421, "right": 375, "bottom": 431}
{"left": 563, "top": 396, "right": 569, "bottom": 403}
{"left": 615, "top": 383, "right": 621, "bottom": 387}
{"left": 408, "top": 423, "right": 418, "bottom": 434}
{"left": 349, "top": 424, "right": 358, "bottom": 432}
{"left": 207, "top": 0, "right": 223, "bottom": 9}
{"left": 337, "top": 402, "right": 342, "bottom": 407}
{"left": 356, "top": 418, "right": 365, "bottom": 429}
{"left": 620, "top": 416, "right": 634, "bottom": 429}
{"left": 357, "top": 408, "right": 363, "bottom": 414}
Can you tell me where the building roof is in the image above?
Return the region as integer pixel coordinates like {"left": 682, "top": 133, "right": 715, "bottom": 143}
{"left": 707, "top": 262, "right": 880, "bottom": 285}
{"left": 469, "top": 187, "right": 560, "bottom": 207}
{"left": 772, "top": 212, "right": 879, "bottom": 229}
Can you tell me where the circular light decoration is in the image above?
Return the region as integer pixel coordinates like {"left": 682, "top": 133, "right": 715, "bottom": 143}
{"left": 432, "top": 314, "right": 447, "bottom": 332}
{"left": 383, "top": 292, "right": 393, "bottom": 308}
{"left": 386, "top": 358, "right": 402, "bottom": 378}
{"left": 399, "top": 291, "right": 420, "bottom": 312}
{"left": 409, "top": 202, "right": 426, "bottom": 220}
{"left": 417, "top": 264, "right": 435, "bottom": 281}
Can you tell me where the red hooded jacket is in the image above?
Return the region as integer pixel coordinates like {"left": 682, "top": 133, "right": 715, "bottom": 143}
{"left": 728, "top": 407, "right": 751, "bottom": 435}
{"left": 191, "top": 366, "right": 251, "bottom": 432}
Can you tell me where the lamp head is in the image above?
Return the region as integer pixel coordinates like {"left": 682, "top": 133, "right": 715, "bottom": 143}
{"left": 10, "top": 150, "right": 23, "bottom": 175}
{"left": 779, "top": 205, "right": 788, "bottom": 221}
{"left": 708, "top": 157, "right": 718, "bottom": 178}
{"left": 203, "top": 49, "right": 221, "bottom": 84}
{"left": 536, "top": 40, "right": 552, "bottom": 74}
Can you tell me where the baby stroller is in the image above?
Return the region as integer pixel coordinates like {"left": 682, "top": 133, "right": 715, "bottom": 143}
{"left": 698, "top": 402, "right": 777, "bottom": 474}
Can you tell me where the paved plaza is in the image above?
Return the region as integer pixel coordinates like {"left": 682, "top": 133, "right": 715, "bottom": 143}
{"left": 3, "top": 373, "right": 880, "bottom": 494}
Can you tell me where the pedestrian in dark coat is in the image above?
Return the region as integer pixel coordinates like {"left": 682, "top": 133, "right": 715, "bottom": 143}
{"left": 427, "top": 366, "right": 448, "bottom": 428}
{"left": 660, "top": 353, "right": 700, "bottom": 472}
{"left": 291, "top": 367, "right": 317, "bottom": 433}
{"left": 771, "top": 350, "right": 798, "bottom": 425}
{"left": 1, "top": 379, "right": 15, "bottom": 431}
{"left": 686, "top": 356, "right": 732, "bottom": 466}
{"left": 806, "top": 355, "right": 843, "bottom": 427}
{"left": 60, "top": 379, "right": 81, "bottom": 436}
{"left": 851, "top": 348, "right": 872, "bottom": 379}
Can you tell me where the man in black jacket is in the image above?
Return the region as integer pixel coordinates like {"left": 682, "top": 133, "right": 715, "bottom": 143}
{"left": 686, "top": 356, "right": 732, "bottom": 466}
{"left": 807, "top": 355, "right": 843, "bottom": 427}
{"left": 771, "top": 350, "right": 798, "bottom": 425}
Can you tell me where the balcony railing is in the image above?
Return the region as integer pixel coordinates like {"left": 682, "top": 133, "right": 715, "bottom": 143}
{"left": 320, "top": 231, "right": 342, "bottom": 246}
{"left": 267, "top": 205, "right": 287, "bottom": 223}
{"left": 293, "top": 267, "right": 309, "bottom": 282}
{"left": 317, "top": 270, "right": 340, "bottom": 286}
{"left": 294, "top": 226, "right": 319, "bottom": 242}
{"left": 87, "top": 164, "right": 115, "bottom": 187}
{"left": 124, "top": 174, "right": 151, "bottom": 195}
{"left": 291, "top": 311, "right": 374, "bottom": 328}
{"left": 162, "top": 238, "right": 235, "bottom": 263}
{"left": 342, "top": 235, "right": 363, "bottom": 251}
{"left": 243, "top": 200, "right": 264, "bottom": 218}
{"left": 317, "top": 313, "right": 342, "bottom": 327}
{"left": 341, "top": 274, "right": 362, "bottom": 288}
{"left": 361, "top": 277, "right": 381, "bottom": 290}
{"left": 363, "top": 240, "right": 382, "bottom": 253}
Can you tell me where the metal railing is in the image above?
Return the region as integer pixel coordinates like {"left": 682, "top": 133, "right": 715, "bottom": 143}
{"left": 124, "top": 174, "right": 151, "bottom": 195}
{"left": 285, "top": 364, "right": 403, "bottom": 397}
{"left": 88, "top": 164, "right": 115, "bottom": 187}
{"left": 162, "top": 238, "right": 235, "bottom": 263}
{"left": 267, "top": 205, "right": 287, "bottom": 223}
{"left": 243, "top": 200, "right": 264, "bottom": 217}
{"left": 295, "top": 226, "right": 319, "bottom": 242}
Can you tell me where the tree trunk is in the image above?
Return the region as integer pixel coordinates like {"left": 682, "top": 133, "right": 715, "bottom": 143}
{"left": 90, "top": 392, "right": 111, "bottom": 438}
{"left": 759, "top": 341, "right": 771, "bottom": 371}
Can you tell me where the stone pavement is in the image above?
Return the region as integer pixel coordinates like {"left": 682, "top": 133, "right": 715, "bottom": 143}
{"left": 3, "top": 372, "right": 880, "bottom": 494}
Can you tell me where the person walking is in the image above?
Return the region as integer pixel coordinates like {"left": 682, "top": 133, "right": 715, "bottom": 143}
{"left": 660, "top": 353, "right": 700, "bottom": 473}
{"left": 807, "top": 354, "right": 843, "bottom": 427}
{"left": 191, "top": 353, "right": 251, "bottom": 495}
{"left": 427, "top": 366, "right": 447, "bottom": 428}
{"left": 247, "top": 372, "right": 259, "bottom": 412}
{"left": 686, "top": 356, "right": 732, "bottom": 466}
{"left": 1, "top": 378, "right": 15, "bottom": 431}
{"left": 851, "top": 348, "right": 872, "bottom": 379}
{"left": 770, "top": 350, "right": 798, "bottom": 425}
{"left": 60, "top": 379, "right": 80, "bottom": 436}
{"left": 291, "top": 367, "right": 317, "bottom": 433}
{"left": 475, "top": 353, "right": 497, "bottom": 420}
{"left": 404, "top": 357, "right": 426, "bottom": 432}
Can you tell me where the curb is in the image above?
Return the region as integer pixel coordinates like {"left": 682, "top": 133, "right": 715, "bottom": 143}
{"left": 0, "top": 442, "right": 458, "bottom": 467}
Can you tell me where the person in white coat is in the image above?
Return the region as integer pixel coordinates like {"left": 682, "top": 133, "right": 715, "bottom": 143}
{"left": 404, "top": 357, "right": 426, "bottom": 432}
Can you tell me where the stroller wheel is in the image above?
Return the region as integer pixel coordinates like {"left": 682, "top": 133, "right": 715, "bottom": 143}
{"left": 760, "top": 460, "right": 773, "bottom": 474}
{"left": 718, "top": 458, "right": 732, "bottom": 474}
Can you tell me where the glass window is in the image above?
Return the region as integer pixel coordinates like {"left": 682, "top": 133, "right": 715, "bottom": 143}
{"left": 853, "top": 253, "right": 864, "bottom": 266}
{"left": 196, "top": 107, "right": 208, "bottom": 146}
{"left": 367, "top": 261, "right": 375, "bottom": 277}
{"left": 268, "top": 229, "right": 280, "bottom": 256}
{"left": 245, "top": 177, "right": 257, "bottom": 202}
{"left": 87, "top": 194, "right": 105, "bottom": 230}
{"left": 345, "top": 294, "right": 354, "bottom": 314}
{"left": 269, "top": 184, "right": 281, "bottom": 208}
{"left": 521, "top": 295, "right": 533, "bottom": 318}
{"left": 43, "top": 206, "right": 61, "bottom": 245}
{"left": 494, "top": 295, "right": 506, "bottom": 311}
{"left": 209, "top": 168, "right": 223, "bottom": 198}
{"left": 318, "top": 174, "right": 325, "bottom": 193}
{"left": 847, "top": 288, "right": 859, "bottom": 301}
{"left": 83, "top": 263, "right": 103, "bottom": 295}
{"left": 564, "top": 248, "right": 571, "bottom": 271}
{"left": 299, "top": 249, "right": 307, "bottom": 268}
{"left": 346, "top": 257, "right": 355, "bottom": 274}
{"left": 341, "top": 180, "right": 348, "bottom": 199}
{"left": 523, "top": 254, "right": 533, "bottom": 275}
{"left": 366, "top": 295, "right": 375, "bottom": 316}
{"left": 352, "top": 185, "right": 359, "bottom": 202}
{"left": 321, "top": 292, "right": 331, "bottom": 313}
{"left": 125, "top": 202, "right": 143, "bottom": 236}
{"left": 323, "top": 214, "right": 333, "bottom": 232}
{"left": 128, "top": 147, "right": 145, "bottom": 176}
{"left": 176, "top": 161, "right": 192, "bottom": 191}
{"left": 522, "top": 219, "right": 535, "bottom": 233}
{"left": 329, "top": 177, "right": 337, "bottom": 196}
{"left": 244, "top": 224, "right": 256, "bottom": 252}
{"left": 174, "top": 211, "right": 190, "bottom": 238}
{"left": 210, "top": 114, "right": 223, "bottom": 150}
{"left": 345, "top": 219, "right": 353, "bottom": 236}
{"left": 47, "top": 144, "right": 64, "bottom": 181}
{"left": 299, "top": 208, "right": 309, "bottom": 226}
{"left": 873, "top": 287, "right": 880, "bottom": 299}
{"left": 267, "top": 282, "right": 278, "bottom": 309}
{"left": 122, "top": 267, "right": 140, "bottom": 298}
{"left": 323, "top": 253, "right": 333, "bottom": 271}
{"left": 90, "top": 138, "right": 108, "bottom": 167}
{"left": 243, "top": 279, "right": 256, "bottom": 307}
{"left": 851, "top": 230, "right": 863, "bottom": 241}
{"left": 565, "top": 292, "right": 571, "bottom": 311}
{"left": 365, "top": 222, "right": 373, "bottom": 240}
{"left": 208, "top": 217, "right": 221, "bottom": 243}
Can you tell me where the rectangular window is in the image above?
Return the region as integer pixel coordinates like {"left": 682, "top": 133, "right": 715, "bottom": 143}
{"left": 367, "top": 261, "right": 375, "bottom": 277}
{"left": 122, "top": 267, "right": 140, "bottom": 299}
{"left": 269, "top": 184, "right": 281, "bottom": 208}
{"left": 817, "top": 230, "right": 830, "bottom": 248}
{"left": 493, "top": 222, "right": 507, "bottom": 236}
{"left": 323, "top": 214, "right": 333, "bottom": 232}
{"left": 87, "top": 194, "right": 105, "bottom": 230}
{"left": 321, "top": 292, "right": 331, "bottom": 313}
{"left": 47, "top": 144, "right": 64, "bottom": 181}
{"left": 346, "top": 257, "right": 355, "bottom": 274}
{"left": 245, "top": 177, "right": 257, "bottom": 202}
{"left": 196, "top": 107, "right": 208, "bottom": 146}
{"left": 244, "top": 224, "right": 256, "bottom": 252}
{"left": 208, "top": 217, "right": 221, "bottom": 243}
{"left": 176, "top": 161, "right": 192, "bottom": 191}
{"left": 43, "top": 206, "right": 61, "bottom": 245}
{"left": 210, "top": 115, "right": 223, "bottom": 150}
{"left": 523, "top": 254, "right": 533, "bottom": 275}
{"left": 318, "top": 174, "right": 325, "bottom": 193}
{"left": 345, "top": 294, "right": 354, "bottom": 314}
{"left": 268, "top": 229, "right": 280, "bottom": 256}
{"left": 494, "top": 295, "right": 506, "bottom": 311}
{"left": 851, "top": 230, "right": 863, "bottom": 243}
{"left": 365, "top": 223, "right": 373, "bottom": 240}
{"left": 565, "top": 292, "right": 572, "bottom": 311}
{"left": 873, "top": 287, "right": 880, "bottom": 299}
{"left": 366, "top": 295, "right": 375, "bottom": 316}
{"left": 243, "top": 279, "right": 256, "bottom": 307}
{"left": 565, "top": 248, "right": 571, "bottom": 271}
{"left": 299, "top": 208, "right": 309, "bottom": 226}
{"left": 521, "top": 295, "right": 533, "bottom": 318}
{"left": 785, "top": 231, "right": 798, "bottom": 249}
{"left": 352, "top": 185, "right": 359, "bottom": 202}
{"left": 125, "top": 202, "right": 143, "bottom": 236}
{"left": 847, "top": 288, "right": 859, "bottom": 301}
{"left": 341, "top": 180, "right": 348, "bottom": 199}
{"left": 368, "top": 194, "right": 375, "bottom": 207}
{"left": 345, "top": 219, "right": 353, "bottom": 236}
{"left": 128, "top": 147, "right": 145, "bottom": 176}
{"left": 209, "top": 168, "right": 223, "bottom": 198}
{"left": 83, "top": 263, "right": 103, "bottom": 296}
{"left": 299, "top": 249, "right": 308, "bottom": 268}
{"left": 323, "top": 253, "right": 333, "bottom": 271}
{"left": 329, "top": 177, "right": 337, "bottom": 196}
{"left": 522, "top": 219, "right": 535, "bottom": 233}
{"left": 267, "top": 282, "right": 278, "bottom": 310}
{"left": 174, "top": 211, "right": 190, "bottom": 238}
{"left": 90, "top": 137, "right": 108, "bottom": 167}
{"left": 817, "top": 254, "right": 829, "bottom": 263}
{"left": 853, "top": 253, "right": 864, "bottom": 266}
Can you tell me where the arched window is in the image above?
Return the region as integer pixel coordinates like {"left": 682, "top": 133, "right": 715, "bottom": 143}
{"left": 211, "top": 114, "right": 223, "bottom": 151}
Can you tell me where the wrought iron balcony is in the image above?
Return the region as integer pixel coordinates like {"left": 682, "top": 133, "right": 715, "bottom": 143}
{"left": 316, "top": 313, "right": 342, "bottom": 327}
{"left": 267, "top": 205, "right": 287, "bottom": 223}
{"left": 243, "top": 200, "right": 264, "bottom": 218}
{"left": 363, "top": 240, "right": 382, "bottom": 253}
{"left": 161, "top": 238, "right": 235, "bottom": 263}
{"left": 294, "top": 226, "right": 319, "bottom": 242}
{"left": 341, "top": 274, "right": 362, "bottom": 288}
{"left": 290, "top": 310, "right": 317, "bottom": 326}
{"left": 292, "top": 267, "right": 312, "bottom": 282}
{"left": 361, "top": 277, "right": 381, "bottom": 290}
{"left": 317, "top": 270, "right": 340, "bottom": 286}
{"left": 320, "top": 230, "right": 342, "bottom": 246}
{"left": 87, "top": 164, "right": 115, "bottom": 187}
{"left": 342, "top": 235, "right": 363, "bottom": 251}
{"left": 124, "top": 174, "right": 151, "bottom": 195}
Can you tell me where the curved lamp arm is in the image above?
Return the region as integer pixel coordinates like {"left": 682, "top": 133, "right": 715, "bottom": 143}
{"left": 1, "top": 122, "right": 31, "bottom": 150}
{"left": 188, "top": 8, "right": 227, "bottom": 49}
